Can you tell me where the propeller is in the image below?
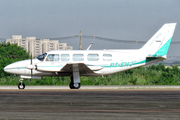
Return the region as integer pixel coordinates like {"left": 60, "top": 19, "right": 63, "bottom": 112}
{"left": 25, "top": 53, "right": 37, "bottom": 84}
{"left": 30, "top": 53, "right": 33, "bottom": 83}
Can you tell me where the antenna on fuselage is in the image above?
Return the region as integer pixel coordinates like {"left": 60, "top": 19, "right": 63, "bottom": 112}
{"left": 87, "top": 42, "right": 94, "bottom": 50}
{"left": 79, "top": 30, "right": 82, "bottom": 50}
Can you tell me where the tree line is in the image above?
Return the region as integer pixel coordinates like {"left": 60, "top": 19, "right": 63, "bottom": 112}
{"left": 0, "top": 42, "right": 30, "bottom": 77}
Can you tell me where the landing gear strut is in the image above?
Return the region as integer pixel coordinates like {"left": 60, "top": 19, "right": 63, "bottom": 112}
{"left": 69, "top": 64, "right": 81, "bottom": 89}
{"left": 18, "top": 78, "right": 25, "bottom": 89}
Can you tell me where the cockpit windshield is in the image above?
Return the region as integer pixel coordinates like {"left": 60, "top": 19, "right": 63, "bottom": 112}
{"left": 37, "top": 53, "right": 47, "bottom": 61}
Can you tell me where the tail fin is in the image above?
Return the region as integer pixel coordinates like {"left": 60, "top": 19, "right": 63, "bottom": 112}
{"left": 140, "top": 23, "right": 177, "bottom": 58}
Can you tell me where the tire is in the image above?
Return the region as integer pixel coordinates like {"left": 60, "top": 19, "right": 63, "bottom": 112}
{"left": 73, "top": 83, "right": 81, "bottom": 89}
{"left": 69, "top": 83, "right": 81, "bottom": 89}
{"left": 18, "top": 83, "right": 25, "bottom": 89}
{"left": 69, "top": 82, "right": 74, "bottom": 89}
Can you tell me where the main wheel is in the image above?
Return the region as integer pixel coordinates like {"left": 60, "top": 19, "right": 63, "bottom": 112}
{"left": 69, "top": 82, "right": 74, "bottom": 89}
{"left": 18, "top": 83, "right": 25, "bottom": 89}
{"left": 69, "top": 82, "right": 81, "bottom": 89}
{"left": 73, "top": 83, "right": 81, "bottom": 89}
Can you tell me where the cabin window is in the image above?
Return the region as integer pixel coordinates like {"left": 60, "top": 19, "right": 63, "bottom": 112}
{"left": 87, "top": 54, "right": 99, "bottom": 61}
{"left": 61, "top": 54, "right": 70, "bottom": 61}
{"left": 103, "top": 54, "right": 112, "bottom": 61}
{"left": 46, "top": 54, "right": 59, "bottom": 61}
{"left": 73, "top": 54, "right": 84, "bottom": 61}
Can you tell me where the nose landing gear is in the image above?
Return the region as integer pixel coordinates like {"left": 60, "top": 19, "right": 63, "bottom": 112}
{"left": 18, "top": 78, "right": 25, "bottom": 89}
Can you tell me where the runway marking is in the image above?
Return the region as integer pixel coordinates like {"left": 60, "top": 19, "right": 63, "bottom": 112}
{"left": 1, "top": 109, "right": 180, "bottom": 113}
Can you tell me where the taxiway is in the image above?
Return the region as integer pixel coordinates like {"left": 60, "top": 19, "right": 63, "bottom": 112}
{"left": 0, "top": 88, "right": 180, "bottom": 120}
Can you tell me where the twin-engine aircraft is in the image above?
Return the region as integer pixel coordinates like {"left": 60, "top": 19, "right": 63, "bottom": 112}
{"left": 4, "top": 23, "right": 177, "bottom": 89}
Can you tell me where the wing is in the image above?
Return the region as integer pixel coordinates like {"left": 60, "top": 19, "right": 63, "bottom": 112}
{"left": 61, "top": 63, "right": 95, "bottom": 74}
{"left": 36, "top": 62, "right": 103, "bottom": 74}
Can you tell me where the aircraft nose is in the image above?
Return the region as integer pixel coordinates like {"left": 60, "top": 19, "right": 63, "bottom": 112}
{"left": 4, "top": 64, "right": 13, "bottom": 73}
{"left": 3, "top": 63, "right": 19, "bottom": 74}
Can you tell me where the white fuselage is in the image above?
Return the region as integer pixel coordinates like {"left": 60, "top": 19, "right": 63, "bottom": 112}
{"left": 4, "top": 49, "right": 163, "bottom": 77}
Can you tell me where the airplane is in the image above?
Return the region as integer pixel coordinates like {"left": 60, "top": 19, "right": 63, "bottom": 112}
{"left": 4, "top": 23, "right": 177, "bottom": 89}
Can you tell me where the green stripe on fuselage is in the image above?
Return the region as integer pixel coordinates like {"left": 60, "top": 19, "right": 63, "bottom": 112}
{"left": 108, "top": 58, "right": 157, "bottom": 68}
{"left": 154, "top": 37, "right": 172, "bottom": 57}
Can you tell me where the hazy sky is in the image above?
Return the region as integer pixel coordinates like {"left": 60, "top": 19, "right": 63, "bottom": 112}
{"left": 0, "top": 0, "right": 180, "bottom": 58}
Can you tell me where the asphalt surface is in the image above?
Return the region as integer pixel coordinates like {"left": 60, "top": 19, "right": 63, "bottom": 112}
{"left": 0, "top": 89, "right": 180, "bottom": 120}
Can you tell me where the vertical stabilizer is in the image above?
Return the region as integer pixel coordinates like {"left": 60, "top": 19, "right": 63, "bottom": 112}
{"left": 141, "top": 23, "right": 176, "bottom": 58}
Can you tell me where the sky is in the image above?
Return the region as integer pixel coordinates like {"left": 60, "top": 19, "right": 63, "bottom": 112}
{"left": 0, "top": 0, "right": 180, "bottom": 60}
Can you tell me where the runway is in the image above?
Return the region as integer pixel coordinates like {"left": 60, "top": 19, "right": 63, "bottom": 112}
{"left": 0, "top": 89, "right": 180, "bottom": 120}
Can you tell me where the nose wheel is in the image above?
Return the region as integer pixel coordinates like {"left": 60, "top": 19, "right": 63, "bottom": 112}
{"left": 18, "top": 78, "right": 25, "bottom": 89}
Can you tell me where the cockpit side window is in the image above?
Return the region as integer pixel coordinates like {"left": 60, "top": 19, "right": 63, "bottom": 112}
{"left": 37, "top": 53, "right": 47, "bottom": 61}
{"left": 46, "top": 54, "right": 59, "bottom": 61}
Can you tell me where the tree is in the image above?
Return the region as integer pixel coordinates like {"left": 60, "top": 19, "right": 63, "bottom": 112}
{"left": 0, "top": 42, "right": 30, "bottom": 77}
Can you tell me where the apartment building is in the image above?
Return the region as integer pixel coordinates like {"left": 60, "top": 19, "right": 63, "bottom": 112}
{"left": 6, "top": 35, "right": 73, "bottom": 57}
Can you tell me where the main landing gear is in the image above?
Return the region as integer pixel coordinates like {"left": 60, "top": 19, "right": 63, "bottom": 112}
{"left": 69, "top": 64, "right": 81, "bottom": 89}
{"left": 18, "top": 78, "right": 25, "bottom": 89}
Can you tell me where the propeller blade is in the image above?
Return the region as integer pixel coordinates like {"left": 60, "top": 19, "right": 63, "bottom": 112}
{"left": 30, "top": 53, "right": 33, "bottom": 84}
{"left": 31, "top": 53, "right": 32, "bottom": 65}
{"left": 30, "top": 69, "right": 32, "bottom": 84}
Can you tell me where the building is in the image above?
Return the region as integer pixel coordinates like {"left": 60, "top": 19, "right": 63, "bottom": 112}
{"left": 6, "top": 35, "right": 73, "bottom": 57}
